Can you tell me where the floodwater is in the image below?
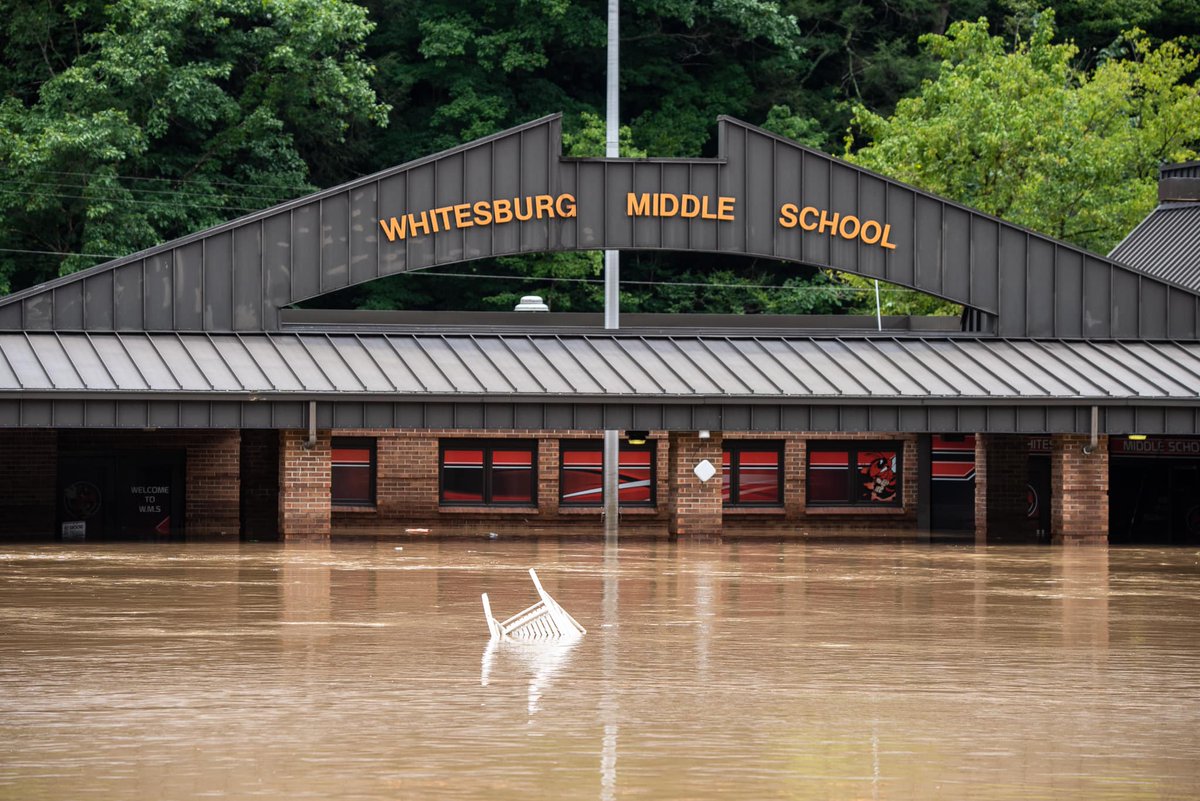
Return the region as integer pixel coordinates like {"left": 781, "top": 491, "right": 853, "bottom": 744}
{"left": 1, "top": 540, "right": 1198, "bottom": 801}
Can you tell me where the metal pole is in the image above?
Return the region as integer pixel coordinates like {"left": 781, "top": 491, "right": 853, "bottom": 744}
{"left": 603, "top": 0, "right": 620, "bottom": 542}
{"left": 874, "top": 280, "right": 882, "bottom": 332}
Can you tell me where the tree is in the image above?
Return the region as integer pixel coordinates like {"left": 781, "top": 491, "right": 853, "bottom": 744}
{"left": 0, "top": 0, "right": 388, "bottom": 293}
{"left": 845, "top": 12, "right": 1200, "bottom": 313}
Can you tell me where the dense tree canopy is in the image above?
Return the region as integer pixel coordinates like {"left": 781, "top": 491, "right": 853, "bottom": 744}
{"left": 1, "top": 0, "right": 1198, "bottom": 316}
{"left": 0, "top": 0, "right": 387, "bottom": 292}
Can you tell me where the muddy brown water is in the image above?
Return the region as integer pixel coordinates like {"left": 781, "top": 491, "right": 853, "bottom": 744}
{"left": 1, "top": 540, "right": 1198, "bottom": 800}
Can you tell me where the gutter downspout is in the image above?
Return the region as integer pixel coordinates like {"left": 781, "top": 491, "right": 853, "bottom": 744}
{"left": 1082, "top": 405, "right": 1099, "bottom": 455}
{"left": 303, "top": 400, "right": 317, "bottom": 450}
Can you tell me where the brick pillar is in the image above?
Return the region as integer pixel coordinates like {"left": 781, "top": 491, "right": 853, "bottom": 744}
{"left": 538, "top": 438, "right": 559, "bottom": 516}
{"left": 1050, "top": 434, "right": 1108, "bottom": 545}
{"left": 0, "top": 430, "right": 57, "bottom": 536}
{"left": 186, "top": 430, "right": 240, "bottom": 536}
{"left": 982, "top": 434, "right": 1036, "bottom": 542}
{"left": 240, "top": 430, "right": 279, "bottom": 539}
{"left": 279, "top": 429, "right": 331, "bottom": 538}
{"left": 974, "top": 434, "right": 988, "bottom": 542}
{"left": 668, "top": 431, "right": 724, "bottom": 535}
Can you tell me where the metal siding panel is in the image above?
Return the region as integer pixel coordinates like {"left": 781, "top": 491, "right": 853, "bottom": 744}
{"left": 520, "top": 127, "right": 550, "bottom": 253}
{"left": 828, "top": 162, "right": 860, "bottom": 270}
{"left": 211, "top": 403, "right": 240, "bottom": 428}
{"left": 363, "top": 403, "right": 393, "bottom": 428}
{"left": 800, "top": 152, "right": 830, "bottom": 266}
{"left": 958, "top": 407, "right": 986, "bottom": 432}
{"left": 117, "top": 401, "right": 149, "bottom": 427}
{"left": 0, "top": 304, "right": 20, "bottom": 330}
{"left": 692, "top": 406, "right": 721, "bottom": 430}
{"left": 1017, "top": 406, "right": 1046, "bottom": 432}
{"left": 203, "top": 231, "right": 234, "bottom": 331}
{"left": 688, "top": 164, "right": 719, "bottom": 253}
{"left": 180, "top": 403, "right": 211, "bottom": 428}
{"left": 22, "top": 293, "right": 51, "bottom": 330}
{"left": 22, "top": 401, "right": 52, "bottom": 426}
{"left": 558, "top": 163, "right": 577, "bottom": 251}
{"left": 632, "top": 163, "right": 660, "bottom": 249}
{"left": 262, "top": 214, "right": 291, "bottom": 326}
{"left": 652, "top": 163, "right": 688, "bottom": 250}
{"left": 856, "top": 174, "right": 888, "bottom": 279}
{"left": 604, "top": 163, "right": 634, "bottom": 249}
{"left": 663, "top": 405, "right": 693, "bottom": 429}
{"left": 55, "top": 401, "right": 85, "bottom": 427}
{"left": 490, "top": 138, "right": 521, "bottom": 256}
{"left": 484, "top": 404, "right": 515, "bottom": 429}
{"left": 1105, "top": 406, "right": 1134, "bottom": 433}
{"left": 1111, "top": 268, "right": 1139, "bottom": 338}
{"left": 174, "top": 242, "right": 203, "bottom": 330}
{"left": 394, "top": 402, "right": 425, "bottom": 427}
{"left": 233, "top": 225, "right": 262, "bottom": 330}
{"left": 1054, "top": 249, "right": 1083, "bottom": 338}
{"left": 997, "top": 228, "right": 1026, "bottom": 337}
{"left": 970, "top": 217, "right": 999, "bottom": 311}
{"left": 869, "top": 406, "right": 900, "bottom": 431}
{"left": 810, "top": 407, "right": 838, "bottom": 431}
{"left": 632, "top": 405, "right": 661, "bottom": 429}
{"left": 0, "top": 400, "right": 16, "bottom": 425}
{"left": 85, "top": 401, "right": 116, "bottom": 427}
{"left": 781, "top": 406, "right": 810, "bottom": 431}
{"left": 941, "top": 206, "right": 970, "bottom": 309}
{"left": 898, "top": 407, "right": 927, "bottom": 431}
{"left": 321, "top": 192, "right": 350, "bottom": 290}
{"left": 1168, "top": 287, "right": 1197, "bottom": 339}
{"left": 927, "top": 407, "right": 957, "bottom": 431}
{"left": 1046, "top": 407, "right": 1075, "bottom": 432}
{"left": 914, "top": 196, "right": 942, "bottom": 301}
{"left": 540, "top": 404, "right": 573, "bottom": 428}
{"left": 349, "top": 183, "right": 379, "bottom": 285}
{"left": 988, "top": 406, "right": 1017, "bottom": 432}
{"left": 575, "top": 403, "right": 604, "bottom": 429}
{"left": 333, "top": 403, "right": 365, "bottom": 428}
{"left": 113, "top": 262, "right": 145, "bottom": 331}
{"left": 719, "top": 124, "right": 745, "bottom": 254}
{"left": 1139, "top": 279, "right": 1168, "bottom": 339}
{"left": 378, "top": 173, "right": 407, "bottom": 275}
{"left": 604, "top": 405, "right": 633, "bottom": 429}
{"left": 274, "top": 402, "right": 305, "bottom": 428}
{"left": 425, "top": 404, "right": 454, "bottom": 428}
{"left": 53, "top": 283, "right": 84, "bottom": 330}
{"left": 841, "top": 406, "right": 869, "bottom": 431}
{"left": 291, "top": 203, "right": 321, "bottom": 300}
{"left": 145, "top": 253, "right": 173, "bottom": 330}
{"left": 148, "top": 401, "right": 179, "bottom": 427}
{"left": 1083, "top": 257, "right": 1112, "bottom": 337}
{"left": 464, "top": 146, "right": 493, "bottom": 259}
{"left": 1026, "top": 238, "right": 1054, "bottom": 337}
{"left": 1135, "top": 406, "right": 1166, "bottom": 434}
{"left": 884, "top": 186, "right": 914, "bottom": 288}
{"left": 723, "top": 405, "right": 751, "bottom": 430}
{"left": 1165, "top": 407, "right": 1193, "bottom": 434}
{"left": 576, "top": 162, "right": 604, "bottom": 249}
{"left": 435, "top": 153, "right": 464, "bottom": 263}
{"left": 84, "top": 273, "right": 114, "bottom": 330}
{"left": 774, "top": 145, "right": 803, "bottom": 263}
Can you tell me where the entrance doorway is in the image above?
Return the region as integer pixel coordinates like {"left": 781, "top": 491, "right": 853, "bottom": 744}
{"left": 58, "top": 451, "right": 185, "bottom": 538}
{"left": 1110, "top": 438, "right": 1200, "bottom": 545}
{"left": 930, "top": 435, "right": 976, "bottom": 532}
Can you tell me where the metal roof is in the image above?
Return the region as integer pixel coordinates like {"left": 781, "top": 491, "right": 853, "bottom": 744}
{"left": 2, "top": 332, "right": 1198, "bottom": 403}
{"left": 1110, "top": 203, "right": 1200, "bottom": 292}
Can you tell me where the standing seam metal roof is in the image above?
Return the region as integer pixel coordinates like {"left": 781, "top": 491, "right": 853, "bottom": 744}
{"left": 2, "top": 333, "right": 1199, "bottom": 402}
{"left": 1110, "top": 203, "right": 1200, "bottom": 291}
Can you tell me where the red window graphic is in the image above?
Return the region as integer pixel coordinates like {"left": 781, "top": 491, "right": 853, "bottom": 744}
{"left": 332, "top": 439, "right": 374, "bottom": 505}
{"left": 808, "top": 443, "right": 903, "bottom": 507}
{"left": 560, "top": 442, "right": 654, "bottom": 506}
{"left": 440, "top": 442, "right": 535, "bottom": 505}
{"left": 723, "top": 442, "right": 783, "bottom": 506}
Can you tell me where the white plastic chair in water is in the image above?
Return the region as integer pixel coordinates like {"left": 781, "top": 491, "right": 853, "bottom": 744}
{"left": 482, "top": 569, "right": 586, "bottom": 641}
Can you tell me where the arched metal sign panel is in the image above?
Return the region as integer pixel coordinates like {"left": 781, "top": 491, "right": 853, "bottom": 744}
{"left": 1, "top": 114, "right": 1197, "bottom": 339}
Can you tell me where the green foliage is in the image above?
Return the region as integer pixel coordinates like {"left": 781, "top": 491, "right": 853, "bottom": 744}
{"left": 0, "top": 0, "right": 388, "bottom": 293}
{"left": 848, "top": 12, "right": 1200, "bottom": 259}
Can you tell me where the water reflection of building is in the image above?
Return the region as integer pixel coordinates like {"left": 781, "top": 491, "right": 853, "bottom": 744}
{"left": 1, "top": 121, "right": 1198, "bottom": 547}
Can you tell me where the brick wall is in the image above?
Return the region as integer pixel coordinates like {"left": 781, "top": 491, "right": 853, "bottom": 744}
{"left": 0, "top": 430, "right": 57, "bottom": 536}
{"left": 323, "top": 428, "right": 921, "bottom": 538}
{"left": 1051, "top": 434, "right": 1109, "bottom": 545}
{"left": 185, "top": 430, "right": 241, "bottom": 536}
{"left": 668, "top": 431, "right": 724, "bottom": 535}
{"left": 279, "top": 429, "right": 332, "bottom": 537}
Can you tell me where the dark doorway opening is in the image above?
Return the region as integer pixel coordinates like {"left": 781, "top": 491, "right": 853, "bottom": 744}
{"left": 1110, "top": 456, "right": 1200, "bottom": 545}
{"left": 58, "top": 451, "right": 185, "bottom": 539}
{"left": 930, "top": 434, "right": 975, "bottom": 534}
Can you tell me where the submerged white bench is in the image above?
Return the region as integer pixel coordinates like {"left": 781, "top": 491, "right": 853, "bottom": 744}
{"left": 482, "top": 569, "right": 586, "bottom": 642}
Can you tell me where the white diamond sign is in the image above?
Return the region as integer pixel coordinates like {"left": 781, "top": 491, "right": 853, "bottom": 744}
{"left": 693, "top": 459, "right": 716, "bottom": 482}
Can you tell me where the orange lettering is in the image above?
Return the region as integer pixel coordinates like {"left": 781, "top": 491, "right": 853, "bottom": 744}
{"left": 778, "top": 203, "right": 798, "bottom": 228}
{"left": 717, "top": 196, "right": 736, "bottom": 221}
{"left": 453, "top": 203, "right": 473, "bottom": 229}
{"left": 700, "top": 196, "right": 718, "bottom": 220}
{"left": 880, "top": 223, "right": 896, "bottom": 250}
{"left": 680, "top": 195, "right": 701, "bottom": 218}
{"left": 379, "top": 216, "right": 408, "bottom": 242}
{"left": 556, "top": 194, "right": 577, "bottom": 218}
{"left": 627, "top": 193, "right": 651, "bottom": 216}
{"left": 473, "top": 200, "right": 493, "bottom": 226}
{"left": 493, "top": 199, "right": 513, "bottom": 224}
{"left": 860, "top": 220, "right": 882, "bottom": 244}
{"left": 514, "top": 197, "right": 534, "bottom": 221}
{"left": 799, "top": 206, "right": 819, "bottom": 231}
{"left": 535, "top": 194, "right": 554, "bottom": 219}
{"left": 838, "top": 215, "right": 861, "bottom": 240}
{"left": 818, "top": 209, "right": 840, "bottom": 234}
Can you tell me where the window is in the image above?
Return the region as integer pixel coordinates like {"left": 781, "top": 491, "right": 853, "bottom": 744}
{"left": 332, "top": 438, "right": 375, "bottom": 506}
{"left": 440, "top": 440, "right": 536, "bottom": 505}
{"left": 807, "top": 442, "right": 901, "bottom": 507}
{"left": 722, "top": 441, "right": 783, "bottom": 506}
{"left": 560, "top": 441, "right": 655, "bottom": 507}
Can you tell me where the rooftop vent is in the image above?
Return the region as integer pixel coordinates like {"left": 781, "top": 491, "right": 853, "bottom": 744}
{"left": 513, "top": 295, "right": 549, "bottom": 312}
{"left": 1159, "top": 161, "right": 1200, "bottom": 202}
